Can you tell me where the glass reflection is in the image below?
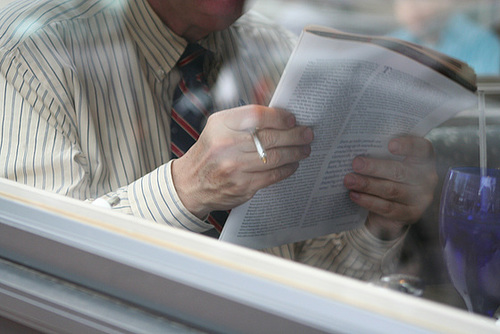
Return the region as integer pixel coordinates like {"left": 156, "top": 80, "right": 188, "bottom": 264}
{"left": 391, "top": 0, "right": 500, "bottom": 76}
{"left": 0, "top": 0, "right": 498, "bottom": 323}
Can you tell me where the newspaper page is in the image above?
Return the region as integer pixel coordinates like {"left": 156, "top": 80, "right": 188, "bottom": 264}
{"left": 220, "top": 27, "right": 477, "bottom": 249}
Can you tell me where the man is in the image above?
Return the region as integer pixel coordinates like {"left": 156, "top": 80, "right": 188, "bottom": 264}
{"left": 0, "top": 0, "right": 437, "bottom": 280}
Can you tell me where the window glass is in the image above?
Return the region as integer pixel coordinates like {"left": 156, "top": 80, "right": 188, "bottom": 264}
{"left": 0, "top": 0, "right": 498, "bottom": 327}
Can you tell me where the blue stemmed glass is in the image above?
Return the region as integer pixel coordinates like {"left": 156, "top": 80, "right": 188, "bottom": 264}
{"left": 439, "top": 167, "right": 500, "bottom": 317}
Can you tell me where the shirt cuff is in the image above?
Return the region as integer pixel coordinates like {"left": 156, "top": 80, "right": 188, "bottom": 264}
{"left": 128, "top": 161, "right": 213, "bottom": 233}
{"left": 346, "top": 224, "right": 409, "bottom": 276}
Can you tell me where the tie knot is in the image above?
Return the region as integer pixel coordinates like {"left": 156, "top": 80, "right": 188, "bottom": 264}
{"left": 177, "top": 43, "right": 209, "bottom": 75}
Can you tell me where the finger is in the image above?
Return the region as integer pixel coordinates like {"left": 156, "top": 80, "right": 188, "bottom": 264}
{"left": 344, "top": 172, "right": 411, "bottom": 202}
{"left": 244, "top": 126, "right": 314, "bottom": 152}
{"left": 349, "top": 190, "right": 421, "bottom": 222}
{"left": 351, "top": 156, "right": 417, "bottom": 184}
{"left": 253, "top": 105, "right": 297, "bottom": 130}
{"left": 388, "top": 136, "right": 435, "bottom": 160}
{"left": 222, "top": 105, "right": 296, "bottom": 131}
{"left": 241, "top": 144, "right": 312, "bottom": 171}
{"left": 245, "top": 162, "right": 300, "bottom": 191}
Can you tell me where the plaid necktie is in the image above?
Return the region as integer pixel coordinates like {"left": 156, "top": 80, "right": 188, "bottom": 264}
{"left": 170, "top": 43, "right": 227, "bottom": 235}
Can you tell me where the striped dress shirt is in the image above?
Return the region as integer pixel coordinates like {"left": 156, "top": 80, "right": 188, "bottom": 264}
{"left": 0, "top": 0, "right": 405, "bottom": 280}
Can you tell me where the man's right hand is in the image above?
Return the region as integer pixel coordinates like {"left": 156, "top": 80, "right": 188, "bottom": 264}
{"left": 171, "top": 104, "right": 313, "bottom": 219}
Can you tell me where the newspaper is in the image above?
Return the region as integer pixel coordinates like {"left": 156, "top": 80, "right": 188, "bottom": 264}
{"left": 220, "top": 26, "right": 477, "bottom": 249}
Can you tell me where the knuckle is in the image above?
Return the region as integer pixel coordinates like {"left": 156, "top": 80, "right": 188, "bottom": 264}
{"left": 216, "top": 159, "right": 239, "bottom": 179}
{"left": 211, "top": 135, "right": 236, "bottom": 154}
{"left": 385, "top": 183, "right": 401, "bottom": 199}
{"left": 272, "top": 146, "right": 309, "bottom": 166}
{"left": 257, "top": 130, "right": 277, "bottom": 148}
{"left": 205, "top": 112, "right": 219, "bottom": 125}
{"left": 268, "top": 150, "right": 284, "bottom": 168}
{"left": 252, "top": 104, "right": 266, "bottom": 118}
{"left": 249, "top": 105, "right": 267, "bottom": 126}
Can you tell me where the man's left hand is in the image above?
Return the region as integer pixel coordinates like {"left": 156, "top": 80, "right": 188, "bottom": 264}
{"left": 343, "top": 136, "right": 438, "bottom": 240}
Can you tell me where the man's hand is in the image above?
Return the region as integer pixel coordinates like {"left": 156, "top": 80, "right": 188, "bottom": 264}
{"left": 343, "top": 136, "right": 438, "bottom": 240}
{"left": 172, "top": 104, "right": 313, "bottom": 219}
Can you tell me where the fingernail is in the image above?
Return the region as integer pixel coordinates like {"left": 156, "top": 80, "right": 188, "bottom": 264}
{"left": 352, "top": 157, "right": 365, "bottom": 172}
{"left": 287, "top": 115, "right": 296, "bottom": 127}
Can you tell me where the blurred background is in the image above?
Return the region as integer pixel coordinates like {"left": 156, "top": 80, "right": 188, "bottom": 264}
{"left": 253, "top": 0, "right": 500, "bottom": 76}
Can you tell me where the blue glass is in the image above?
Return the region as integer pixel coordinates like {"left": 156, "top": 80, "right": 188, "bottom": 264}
{"left": 439, "top": 167, "right": 500, "bottom": 317}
